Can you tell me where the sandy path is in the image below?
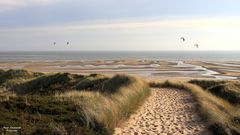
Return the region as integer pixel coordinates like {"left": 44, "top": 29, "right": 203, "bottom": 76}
{"left": 114, "top": 88, "right": 210, "bottom": 135}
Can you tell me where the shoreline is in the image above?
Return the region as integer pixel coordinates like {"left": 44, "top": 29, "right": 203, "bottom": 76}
{"left": 0, "top": 59, "right": 239, "bottom": 80}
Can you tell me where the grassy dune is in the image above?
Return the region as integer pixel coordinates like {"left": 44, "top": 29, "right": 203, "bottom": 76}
{"left": 150, "top": 80, "right": 240, "bottom": 135}
{"left": 189, "top": 80, "right": 240, "bottom": 105}
{"left": 0, "top": 69, "right": 150, "bottom": 135}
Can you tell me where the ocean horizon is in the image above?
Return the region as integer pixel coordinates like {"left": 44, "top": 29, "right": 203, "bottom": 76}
{"left": 0, "top": 51, "right": 240, "bottom": 61}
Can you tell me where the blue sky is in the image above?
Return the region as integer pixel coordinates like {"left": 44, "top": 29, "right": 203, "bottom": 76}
{"left": 0, "top": 0, "right": 240, "bottom": 51}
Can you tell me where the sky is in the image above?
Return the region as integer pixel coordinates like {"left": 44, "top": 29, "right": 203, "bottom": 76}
{"left": 0, "top": 0, "right": 240, "bottom": 51}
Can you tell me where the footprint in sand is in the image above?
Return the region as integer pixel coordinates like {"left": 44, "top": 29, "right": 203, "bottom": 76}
{"left": 114, "top": 88, "right": 211, "bottom": 135}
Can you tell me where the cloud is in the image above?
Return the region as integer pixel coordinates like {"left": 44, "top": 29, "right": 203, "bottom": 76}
{"left": 2, "top": 17, "right": 240, "bottom": 32}
{"left": 0, "top": 0, "right": 60, "bottom": 11}
{"left": 1, "top": 16, "right": 240, "bottom": 51}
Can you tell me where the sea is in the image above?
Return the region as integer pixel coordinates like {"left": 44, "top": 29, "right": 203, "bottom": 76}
{"left": 0, "top": 51, "right": 239, "bottom": 61}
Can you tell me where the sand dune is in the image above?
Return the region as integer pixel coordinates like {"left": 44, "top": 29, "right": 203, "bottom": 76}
{"left": 114, "top": 88, "right": 211, "bottom": 135}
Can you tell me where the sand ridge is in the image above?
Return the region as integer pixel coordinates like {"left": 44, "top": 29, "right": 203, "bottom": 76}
{"left": 114, "top": 88, "right": 210, "bottom": 135}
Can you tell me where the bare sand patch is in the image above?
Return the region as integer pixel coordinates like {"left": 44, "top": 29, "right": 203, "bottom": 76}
{"left": 114, "top": 88, "right": 210, "bottom": 135}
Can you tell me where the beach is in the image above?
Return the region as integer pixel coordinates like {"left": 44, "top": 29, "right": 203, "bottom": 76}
{"left": 0, "top": 59, "right": 239, "bottom": 80}
{"left": 0, "top": 51, "right": 239, "bottom": 80}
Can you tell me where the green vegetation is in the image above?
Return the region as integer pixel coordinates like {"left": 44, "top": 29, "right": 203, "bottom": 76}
{"left": 103, "top": 74, "right": 132, "bottom": 93}
{"left": 16, "top": 73, "right": 82, "bottom": 95}
{"left": 75, "top": 74, "right": 108, "bottom": 91}
{"left": 150, "top": 80, "right": 240, "bottom": 135}
{"left": 0, "top": 69, "right": 43, "bottom": 89}
{"left": 189, "top": 80, "right": 240, "bottom": 105}
{"left": 0, "top": 69, "right": 4, "bottom": 76}
{"left": 0, "top": 69, "right": 150, "bottom": 135}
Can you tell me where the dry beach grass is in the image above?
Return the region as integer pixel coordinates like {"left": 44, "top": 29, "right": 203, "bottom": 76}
{"left": 0, "top": 69, "right": 150, "bottom": 134}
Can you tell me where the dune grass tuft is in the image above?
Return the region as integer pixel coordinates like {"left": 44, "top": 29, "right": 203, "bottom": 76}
{"left": 0, "top": 69, "right": 43, "bottom": 84}
{"left": 0, "top": 69, "right": 4, "bottom": 76}
{"left": 0, "top": 69, "right": 44, "bottom": 91}
{"left": 56, "top": 74, "right": 150, "bottom": 134}
{"left": 189, "top": 80, "right": 240, "bottom": 105}
{"left": 16, "top": 73, "right": 76, "bottom": 95}
{"left": 103, "top": 74, "right": 133, "bottom": 93}
{"left": 75, "top": 74, "right": 108, "bottom": 91}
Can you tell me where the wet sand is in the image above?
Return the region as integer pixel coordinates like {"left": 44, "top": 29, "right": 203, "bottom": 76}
{"left": 187, "top": 61, "right": 240, "bottom": 79}
{"left": 114, "top": 88, "right": 210, "bottom": 135}
{"left": 0, "top": 60, "right": 239, "bottom": 79}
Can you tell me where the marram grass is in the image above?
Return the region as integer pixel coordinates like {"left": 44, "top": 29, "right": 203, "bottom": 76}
{"left": 0, "top": 69, "right": 150, "bottom": 135}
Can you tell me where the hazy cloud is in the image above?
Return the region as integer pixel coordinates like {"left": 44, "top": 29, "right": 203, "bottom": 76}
{"left": 2, "top": 17, "right": 239, "bottom": 32}
{"left": 0, "top": 0, "right": 60, "bottom": 11}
